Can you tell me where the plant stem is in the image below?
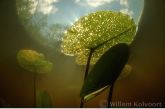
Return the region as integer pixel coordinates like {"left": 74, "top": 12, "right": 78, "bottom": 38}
{"left": 80, "top": 49, "right": 94, "bottom": 108}
{"left": 34, "top": 66, "right": 36, "bottom": 108}
{"left": 107, "top": 82, "right": 115, "bottom": 108}
{"left": 84, "top": 49, "right": 94, "bottom": 81}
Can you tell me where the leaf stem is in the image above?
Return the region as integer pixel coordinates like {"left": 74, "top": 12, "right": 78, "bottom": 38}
{"left": 34, "top": 66, "right": 36, "bottom": 108}
{"left": 84, "top": 49, "right": 94, "bottom": 81}
{"left": 107, "top": 82, "right": 115, "bottom": 108}
{"left": 80, "top": 49, "right": 94, "bottom": 108}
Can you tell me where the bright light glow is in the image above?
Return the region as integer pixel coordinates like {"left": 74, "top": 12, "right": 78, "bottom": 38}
{"left": 73, "top": 15, "right": 79, "bottom": 22}
{"left": 71, "top": 12, "right": 80, "bottom": 23}
{"left": 75, "top": 18, "right": 78, "bottom": 22}
{"left": 63, "top": 17, "right": 74, "bottom": 26}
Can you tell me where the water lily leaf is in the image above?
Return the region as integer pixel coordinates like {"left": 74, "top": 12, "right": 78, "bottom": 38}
{"left": 61, "top": 10, "right": 136, "bottom": 65}
{"left": 17, "top": 50, "right": 44, "bottom": 65}
{"left": 36, "top": 89, "right": 53, "bottom": 108}
{"left": 17, "top": 50, "right": 53, "bottom": 73}
{"left": 35, "top": 61, "right": 53, "bottom": 73}
{"left": 82, "top": 65, "right": 132, "bottom": 102}
{"left": 80, "top": 43, "right": 130, "bottom": 99}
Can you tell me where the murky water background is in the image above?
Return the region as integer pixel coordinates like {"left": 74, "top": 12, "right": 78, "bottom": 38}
{"left": 0, "top": 0, "right": 165, "bottom": 108}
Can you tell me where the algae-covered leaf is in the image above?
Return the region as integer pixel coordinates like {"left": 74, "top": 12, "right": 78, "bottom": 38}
{"left": 17, "top": 50, "right": 53, "bottom": 73}
{"left": 17, "top": 50, "right": 44, "bottom": 66}
{"left": 35, "top": 61, "right": 53, "bottom": 73}
{"left": 80, "top": 43, "right": 130, "bottom": 99}
{"left": 36, "top": 89, "right": 53, "bottom": 108}
{"left": 61, "top": 10, "right": 136, "bottom": 65}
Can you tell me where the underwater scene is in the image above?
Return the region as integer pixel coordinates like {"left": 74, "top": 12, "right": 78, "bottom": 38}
{"left": 0, "top": 0, "right": 165, "bottom": 108}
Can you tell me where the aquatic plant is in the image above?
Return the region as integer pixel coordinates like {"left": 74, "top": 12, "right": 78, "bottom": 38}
{"left": 17, "top": 50, "right": 53, "bottom": 107}
{"left": 80, "top": 43, "right": 130, "bottom": 107}
{"left": 61, "top": 10, "right": 136, "bottom": 65}
{"left": 61, "top": 10, "right": 136, "bottom": 107}
{"left": 36, "top": 89, "right": 53, "bottom": 108}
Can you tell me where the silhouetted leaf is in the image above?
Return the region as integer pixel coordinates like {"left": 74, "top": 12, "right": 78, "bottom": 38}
{"left": 17, "top": 50, "right": 53, "bottom": 73}
{"left": 80, "top": 43, "right": 130, "bottom": 101}
{"left": 36, "top": 89, "right": 53, "bottom": 108}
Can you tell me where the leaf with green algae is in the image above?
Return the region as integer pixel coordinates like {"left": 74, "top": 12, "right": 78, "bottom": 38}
{"left": 0, "top": 98, "right": 12, "bottom": 108}
{"left": 80, "top": 43, "right": 130, "bottom": 102}
{"left": 17, "top": 50, "right": 53, "bottom": 73}
{"left": 61, "top": 10, "right": 136, "bottom": 65}
{"left": 35, "top": 61, "right": 53, "bottom": 73}
{"left": 36, "top": 89, "right": 53, "bottom": 108}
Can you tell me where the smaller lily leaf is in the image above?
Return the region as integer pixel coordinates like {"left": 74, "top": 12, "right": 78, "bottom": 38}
{"left": 80, "top": 43, "right": 130, "bottom": 100}
{"left": 17, "top": 50, "right": 53, "bottom": 73}
{"left": 36, "top": 89, "right": 53, "bottom": 108}
{"left": 17, "top": 50, "right": 44, "bottom": 66}
{"left": 35, "top": 61, "right": 53, "bottom": 73}
{"left": 83, "top": 85, "right": 109, "bottom": 102}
